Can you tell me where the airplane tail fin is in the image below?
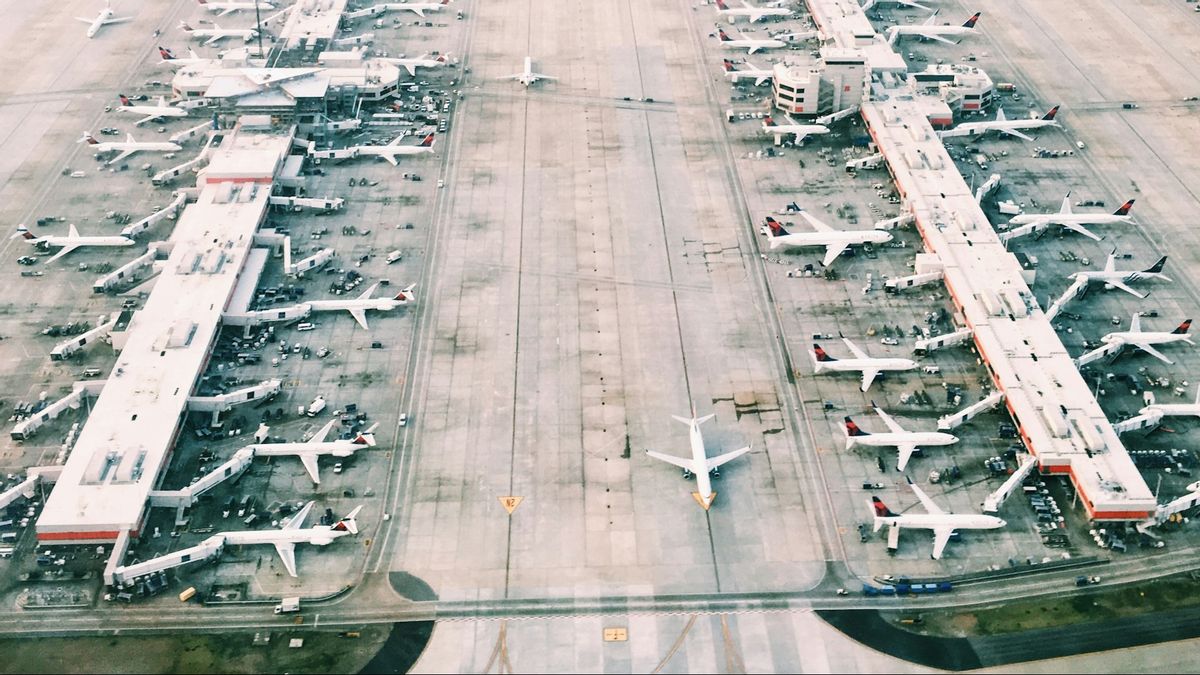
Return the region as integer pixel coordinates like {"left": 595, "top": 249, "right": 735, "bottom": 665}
{"left": 870, "top": 496, "right": 897, "bottom": 531}
{"left": 332, "top": 506, "right": 363, "bottom": 534}
{"left": 763, "top": 116, "right": 777, "bottom": 127}
{"left": 845, "top": 416, "right": 869, "bottom": 437}
{"left": 718, "top": 29, "right": 732, "bottom": 42}
{"left": 79, "top": 131, "right": 98, "bottom": 145}
{"left": 158, "top": 46, "right": 175, "bottom": 60}
{"left": 1042, "top": 105, "right": 1060, "bottom": 121}
{"left": 1145, "top": 256, "right": 1167, "bottom": 275}
{"left": 962, "top": 11, "right": 981, "bottom": 28}
{"left": 179, "top": 21, "right": 193, "bottom": 31}
{"left": 394, "top": 284, "right": 417, "bottom": 302}
{"left": 764, "top": 216, "right": 789, "bottom": 237}
{"left": 1114, "top": 199, "right": 1135, "bottom": 216}
{"left": 716, "top": 0, "right": 730, "bottom": 9}
{"left": 419, "top": 133, "right": 435, "bottom": 147}
{"left": 722, "top": 59, "right": 737, "bottom": 72}
{"left": 11, "top": 224, "right": 35, "bottom": 240}
{"left": 1173, "top": 319, "right": 1192, "bottom": 335}
{"left": 119, "top": 94, "right": 131, "bottom": 106}
{"left": 812, "top": 343, "right": 836, "bottom": 366}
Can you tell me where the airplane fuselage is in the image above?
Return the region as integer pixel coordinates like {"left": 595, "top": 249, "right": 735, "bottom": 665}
{"left": 942, "top": 119, "right": 1058, "bottom": 139}
{"left": 718, "top": 8, "right": 792, "bottom": 21}
{"left": 221, "top": 526, "right": 347, "bottom": 548}
{"left": 879, "top": 513, "right": 1005, "bottom": 532}
{"left": 720, "top": 38, "right": 785, "bottom": 54}
{"left": 849, "top": 431, "right": 958, "bottom": 449}
{"left": 815, "top": 356, "right": 916, "bottom": 374}
{"left": 770, "top": 229, "right": 892, "bottom": 251}
{"left": 686, "top": 421, "right": 715, "bottom": 503}
{"left": 33, "top": 235, "right": 133, "bottom": 249}
{"left": 87, "top": 11, "right": 114, "bottom": 38}
{"left": 1102, "top": 331, "right": 1191, "bottom": 347}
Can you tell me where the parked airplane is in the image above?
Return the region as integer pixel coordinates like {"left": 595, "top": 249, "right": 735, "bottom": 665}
{"left": 714, "top": 0, "right": 792, "bottom": 22}
{"left": 812, "top": 338, "right": 918, "bottom": 391}
{"left": 12, "top": 224, "right": 135, "bottom": 264}
{"left": 1097, "top": 314, "right": 1193, "bottom": 365}
{"left": 156, "top": 46, "right": 207, "bottom": 67}
{"left": 360, "top": 133, "right": 435, "bottom": 166}
{"left": 886, "top": 11, "right": 981, "bottom": 46}
{"left": 870, "top": 477, "right": 1006, "bottom": 559}
{"left": 1141, "top": 384, "right": 1200, "bottom": 420}
{"left": 763, "top": 210, "right": 892, "bottom": 266}
{"left": 389, "top": 0, "right": 452, "bottom": 17}
{"left": 938, "top": 106, "right": 1060, "bottom": 142}
{"left": 220, "top": 501, "right": 362, "bottom": 576}
{"left": 306, "top": 282, "right": 416, "bottom": 329}
{"left": 248, "top": 419, "right": 378, "bottom": 484}
{"left": 861, "top": 0, "right": 931, "bottom": 11}
{"left": 79, "top": 131, "right": 182, "bottom": 165}
{"left": 722, "top": 59, "right": 773, "bottom": 86}
{"left": 197, "top": 0, "right": 274, "bottom": 17}
{"left": 1003, "top": 196, "right": 1136, "bottom": 242}
{"left": 179, "top": 21, "right": 259, "bottom": 46}
{"left": 1067, "top": 250, "right": 1169, "bottom": 300}
{"left": 116, "top": 94, "right": 188, "bottom": 125}
{"left": 845, "top": 405, "right": 958, "bottom": 471}
{"left": 77, "top": 2, "right": 132, "bottom": 38}
{"left": 646, "top": 408, "right": 751, "bottom": 510}
{"left": 762, "top": 115, "right": 830, "bottom": 144}
{"left": 384, "top": 53, "right": 449, "bottom": 77}
{"left": 717, "top": 28, "right": 785, "bottom": 55}
{"left": 498, "top": 56, "right": 557, "bottom": 87}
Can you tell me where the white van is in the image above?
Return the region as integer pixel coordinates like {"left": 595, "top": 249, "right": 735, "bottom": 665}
{"left": 386, "top": 250, "right": 403, "bottom": 264}
{"left": 296, "top": 322, "right": 314, "bottom": 331}
{"left": 922, "top": 365, "right": 941, "bottom": 374}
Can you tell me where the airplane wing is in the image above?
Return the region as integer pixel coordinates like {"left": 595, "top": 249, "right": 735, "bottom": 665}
{"left": 69, "top": 223, "right": 80, "bottom": 239}
{"left": 999, "top": 128, "right": 1034, "bottom": 142}
{"left": 896, "top": 444, "right": 917, "bottom": 472}
{"left": 285, "top": 501, "right": 315, "bottom": 529}
{"left": 348, "top": 308, "right": 370, "bottom": 330}
{"left": 1105, "top": 279, "right": 1147, "bottom": 300}
{"left": 103, "top": 17, "right": 134, "bottom": 25}
{"left": 922, "top": 32, "right": 958, "bottom": 45}
{"left": 1130, "top": 312, "right": 1142, "bottom": 333}
{"left": 203, "top": 35, "right": 223, "bottom": 47}
{"left": 136, "top": 114, "right": 156, "bottom": 126}
{"left": 930, "top": 526, "right": 954, "bottom": 560}
{"left": 410, "top": 7, "right": 427, "bottom": 17}
{"left": 1062, "top": 223, "right": 1103, "bottom": 241}
{"left": 754, "top": 74, "right": 771, "bottom": 86}
{"left": 822, "top": 242, "right": 850, "bottom": 267}
{"left": 310, "top": 419, "right": 337, "bottom": 444}
{"left": 45, "top": 244, "right": 79, "bottom": 265}
{"left": 860, "top": 368, "right": 879, "bottom": 392}
{"left": 1104, "top": 250, "right": 1117, "bottom": 272}
{"left": 647, "top": 450, "right": 697, "bottom": 473}
{"left": 403, "top": 63, "right": 417, "bottom": 76}
{"left": 109, "top": 148, "right": 138, "bottom": 165}
{"left": 298, "top": 453, "right": 321, "bottom": 484}
{"left": 873, "top": 407, "right": 905, "bottom": 434}
{"left": 798, "top": 209, "right": 834, "bottom": 233}
{"left": 274, "top": 542, "right": 299, "bottom": 576}
{"left": 707, "top": 445, "right": 751, "bottom": 471}
{"left": 1131, "top": 341, "right": 1174, "bottom": 365}
{"left": 75, "top": 17, "right": 96, "bottom": 24}
{"left": 746, "top": 45, "right": 762, "bottom": 55}
{"left": 908, "top": 480, "right": 945, "bottom": 515}
{"left": 218, "top": 8, "right": 236, "bottom": 17}
{"left": 842, "top": 337, "right": 868, "bottom": 359}
{"left": 530, "top": 72, "right": 558, "bottom": 81}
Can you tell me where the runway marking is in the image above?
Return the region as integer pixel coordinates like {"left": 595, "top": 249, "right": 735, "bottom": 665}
{"left": 602, "top": 626, "right": 628, "bottom": 642}
{"left": 479, "top": 621, "right": 514, "bottom": 674}
{"left": 498, "top": 496, "right": 524, "bottom": 514}
{"left": 650, "top": 614, "right": 697, "bottom": 674}
{"left": 720, "top": 614, "right": 747, "bottom": 674}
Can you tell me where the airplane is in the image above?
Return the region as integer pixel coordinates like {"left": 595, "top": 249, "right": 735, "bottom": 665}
{"left": 156, "top": 46, "right": 208, "bottom": 68}
{"left": 1002, "top": 196, "right": 1136, "bottom": 243}
{"left": 179, "top": 21, "right": 259, "bottom": 47}
{"left": 498, "top": 56, "right": 557, "bottom": 87}
{"left": 1067, "top": 250, "right": 1170, "bottom": 300}
{"left": 76, "top": 2, "right": 132, "bottom": 39}
{"left": 248, "top": 419, "right": 377, "bottom": 484}
{"left": 1141, "top": 384, "right": 1200, "bottom": 420}
{"left": 306, "top": 282, "right": 416, "bottom": 329}
{"left": 358, "top": 133, "right": 436, "bottom": 166}
{"left": 197, "top": 0, "right": 275, "bottom": 17}
{"left": 1095, "top": 314, "right": 1193, "bottom": 365}
{"left": 79, "top": 131, "right": 182, "bottom": 165}
{"left": 384, "top": 53, "right": 449, "bottom": 77}
{"left": 714, "top": 0, "right": 792, "bottom": 23}
{"left": 762, "top": 211, "right": 892, "bottom": 267}
{"left": 717, "top": 28, "right": 786, "bottom": 55}
{"left": 886, "top": 11, "right": 981, "bottom": 46}
{"left": 116, "top": 94, "right": 188, "bottom": 125}
{"left": 861, "top": 0, "right": 931, "bottom": 11}
{"left": 646, "top": 407, "right": 751, "bottom": 510}
{"left": 722, "top": 59, "right": 773, "bottom": 86}
{"left": 844, "top": 405, "right": 958, "bottom": 471}
{"left": 220, "top": 501, "right": 363, "bottom": 577}
{"left": 388, "top": 0, "right": 452, "bottom": 17}
{"left": 12, "top": 224, "right": 135, "bottom": 264}
{"left": 762, "top": 114, "right": 830, "bottom": 144}
{"left": 812, "top": 338, "right": 918, "bottom": 392}
{"left": 870, "top": 477, "right": 1006, "bottom": 559}
{"left": 938, "top": 105, "right": 1061, "bottom": 142}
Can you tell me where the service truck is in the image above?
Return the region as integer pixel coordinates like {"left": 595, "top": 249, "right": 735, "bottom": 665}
{"left": 275, "top": 597, "right": 301, "bottom": 614}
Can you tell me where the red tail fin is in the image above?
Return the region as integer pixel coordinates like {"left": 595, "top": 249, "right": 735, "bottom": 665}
{"left": 722, "top": 59, "right": 736, "bottom": 72}
{"left": 962, "top": 11, "right": 981, "bottom": 28}
{"left": 845, "top": 417, "right": 868, "bottom": 437}
{"left": 1173, "top": 319, "right": 1192, "bottom": 335}
{"left": 1042, "top": 105, "right": 1060, "bottom": 121}
{"left": 716, "top": 0, "right": 730, "bottom": 9}
{"left": 813, "top": 344, "right": 835, "bottom": 362}
{"left": 1113, "top": 199, "right": 1135, "bottom": 216}
{"left": 765, "top": 217, "right": 789, "bottom": 237}
{"left": 718, "top": 29, "right": 731, "bottom": 42}
{"left": 119, "top": 94, "right": 131, "bottom": 106}
{"left": 419, "top": 133, "right": 435, "bottom": 147}
{"left": 158, "top": 46, "right": 175, "bottom": 60}
{"left": 764, "top": 116, "right": 777, "bottom": 127}
{"left": 872, "top": 496, "right": 897, "bottom": 518}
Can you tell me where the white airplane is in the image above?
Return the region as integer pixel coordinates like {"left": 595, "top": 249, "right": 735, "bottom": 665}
{"left": 1142, "top": 384, "right": 1200, "bottom": 420}
{"left": 220, "top": 501, "right": 363, "bottom": 577}
{"left": 717, "top": 28, "right": 785, "bottom": 55}
{"left": 116, "top": 94, "right": 188, "bottom": 126}
{"left": 384, "top": 53, "right": 449, "bottom": 77}
{"left": 939, "top": 105, "right": 1061, "bottom": 142}
{"left": 762, "top": 212, "right": 891, "bottom": 266}
{"left": 714, "top": 0, "right": 792, "bottom": 22}
{"left": 248, "top": 419, "right": 377, "bottom": 484}
{"left": 1068, "top": 250, "right": 1169, "bottom": 300}
{"left": 387, "top": 0, "right": 452, "bottom": 17}
{"left": 722, "top": 58, "right": 773, "bottom": 86}
{"left": 197, "top": 0, "right": 275, "bottom": 17}
{"left": 762, "top": 114, "right": 830, "bottom": 144}
{"left": 79, "top": 131, "right": 182, "bottom": 165}
{"left": 861, "top": 0, "right": 931, "bottom": 11}
{"left": 812, "top": 338, "right": 918, "bottom": 392}
{"left": 76, "top": 2, "right": 132, "bottom": 39}
{"left": 1097, "top": 314, "right": 1193, "bottom": 365}
{"left": 646, "top": 408, "right": 750, "bottom": 510}
{"left": 886, "top": 11, "right": 981, "bottom": 46}
{"left": 306, "top": 282, "right": 416, "bottom": 329}
{"left": 1002, "top": 196, "right": 1136, "bottom": 243}
{"left": 179, "top": 21, "right": 259, "bottom": 47}
{"left": 12, "top": 224, "right": 135, "bottom": 264}
{"left": 498, "top": 56, "right": 557, "bottom": 87}
{"left": 156, "top": 46, "right": 208, "bottom": 68}
{"left": 359, "top": 133, "right": 436, "bottom": 166}
{"left": 844, "top": 405, "right": 958, "bottom": 472}
{"left": 870, "top": 477, "right": 1006, "bottom": 559}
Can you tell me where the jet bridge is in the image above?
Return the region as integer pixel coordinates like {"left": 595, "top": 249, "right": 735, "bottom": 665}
{"left": 937, "top": 390, "right": 1004, "bottom": 430}
{"left": 186, "top": 379, "right": 282, "bottom": 425}
{"left": 287, "top": 247, "right": 335, "bottom": 276}
{"left": 10, "top": 380, "right": 107, "bottom": 440}
{"left": 49, "top": 316, "right": 118, "bottom": 361}
{"left": 93, "top": 247, "right": 161, "bottom": 293}
{"left": 122, "top": 192, "right": 188, "bottom": 237}
{"left": 1075, "top": 341, "right": 1123, "bottom": 368}
{"left": 885, "top": 270, "right": 943, "bottom": 293}
{"left": 269, "top": 195, "right": 345, "bottom": 212}
{"left": 914, "top": 327, "right": 973, "bottom": 354}
{"left": 845, "top": 153, "right": 882, "bottom": 171}
{"left": 1044, "top": 276, "right": 1088, "bottom": 322}
{"left": 982, "top": 454, "right": 1038, "bottom": 513}
{"left": 147, "top": 447, "right": 254, "bottom": 508}
{"left": 107, "top": 533, "right": 226, "bottom": 587}
{"left": 0, "top": 466, "right": 60, "bottom": 510}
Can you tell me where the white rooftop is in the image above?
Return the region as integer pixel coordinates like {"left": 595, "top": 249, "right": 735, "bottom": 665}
{"left": 173, "top": 61, "right": 402, "bottom": 103}
{"left": 278, "top": 0, "right": 351, "bottom": 50}
{"left": 805, "top": 0, "right": 907, "bottom": 73}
